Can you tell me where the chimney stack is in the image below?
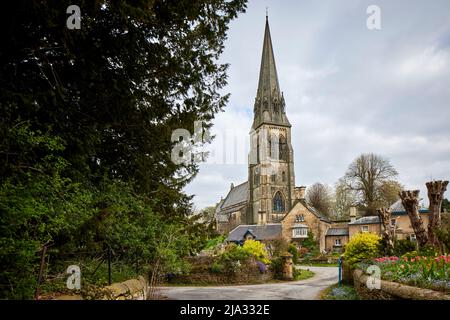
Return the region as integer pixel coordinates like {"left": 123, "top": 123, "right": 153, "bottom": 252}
{"left": 349, "top": 206, "right": 357, "bottom": 222}
{"left": 230, "top": 183, "right": 234, "bottom": 190}
{"left": 295, "top": 186, "right": 306, "bottom": 201}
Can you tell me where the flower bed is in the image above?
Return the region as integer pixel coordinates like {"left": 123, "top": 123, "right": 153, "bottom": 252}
{"left": 361, "top": 254, "right": 450, "bottom": 293}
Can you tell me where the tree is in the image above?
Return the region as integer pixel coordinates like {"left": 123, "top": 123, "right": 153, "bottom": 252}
{"left": 377, "top": 208, "right": 394, "bottom": 255}
{"left": 333, "top": 178, "right": 357, "bottom": 220}
{"left": 306, "top": 183, "right": 333, "bottom": 217}
{"left": 0, "top": 0, "right": 247, "bottom": 299}
{"left": 378, "top": 180, "right": 403, "bottom": 207}
{"left": 426, "top": 180, "right": 449, "bottom": 252}
{"left": 442, "top": 198, "right": 450, "bottom": 213}
{"left": 344, "top": 153, "right": 398, "bottom": 216}
{"left": 399, "top": 190, "right": 428, "bottom": 249}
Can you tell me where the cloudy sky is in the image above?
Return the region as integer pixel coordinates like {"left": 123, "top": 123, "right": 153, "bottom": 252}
{"left": 184, "top": 0, "right": 450, "bottom": 210}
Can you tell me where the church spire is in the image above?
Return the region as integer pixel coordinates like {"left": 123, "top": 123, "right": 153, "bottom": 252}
{"left": 252, "top": 16, "right": 290, "bottom": 129}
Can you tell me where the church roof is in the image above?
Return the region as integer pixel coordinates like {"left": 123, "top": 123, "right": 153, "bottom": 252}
{"left": 227, "top": 224, "right": 282, "bottom": 242}
{"left": 219, "top": 181, "right": 248, "bottom": 211}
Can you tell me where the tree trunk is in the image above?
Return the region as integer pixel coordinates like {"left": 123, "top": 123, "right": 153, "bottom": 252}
{"left": 377, "top": 208, "right": 394, "bottom": 255}
{"left": 426, "top": 180, "right": 449, "bottom": 253}
{"left": 399, "top": 190, "right": 428, "bottom": 249}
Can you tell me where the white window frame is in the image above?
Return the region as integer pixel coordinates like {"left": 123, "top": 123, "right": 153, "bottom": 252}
{"left": 334, "top": 238, "right": 342, "bottom": 246}
{"left": 361, "top": 225, "right": 369, "bottom": 233}
{"left": 292, "top": 227, "right": 308, "bottom": 238}
{"left": 295, "top": 214, "right": 305, "bottom": 222}
{"left": 410, "top": 234, "right": 417, "bottom": 242}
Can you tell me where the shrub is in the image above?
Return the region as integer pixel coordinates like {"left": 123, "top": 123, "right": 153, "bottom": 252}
{"left": 266, "top": 239, "right": 289, "bottom": 258}
{"left": 301, "top": 231, "right": 318, "bottom": 250}
{"left": 343, "top": 233, "right": 381, "bottom": 266}
{"left": 393, "top": 239, "right": 416, "bottom": 256}
{"left": 269, "top": 257, "right": 284, "bottom": 280}
{"left": 218, "top": 244, "right": 251, "bottom": 274}
{"left": 288, "top": 244, "right": 299, "bottom": 264}
{"left": 298, "top": 247, "right": 309, "bottom": 258}
{"left": 242, "top": 239, "right": 270, "bottom": 264}
{"left": 210, "top": 261, "right": 225, "bottom": 274}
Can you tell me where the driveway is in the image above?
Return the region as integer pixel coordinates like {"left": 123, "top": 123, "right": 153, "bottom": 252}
{"left": 159, "top": 266, "right": 338, "bottom": 300}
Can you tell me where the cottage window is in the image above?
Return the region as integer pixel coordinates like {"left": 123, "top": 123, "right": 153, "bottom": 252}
{"left": 292, "top": 227, "right": 308, "bottom": 238}
{"left": 334, "top": 239, "right": 342, "bottom": 246}
{"left": 410, "top": 234, "right": 417, "bottom": 242}
{"left": 295, "top": 214, "right": 305, "bottom": 222}
{"left": 361, "top": 225, "right": 369, "bottom": 233}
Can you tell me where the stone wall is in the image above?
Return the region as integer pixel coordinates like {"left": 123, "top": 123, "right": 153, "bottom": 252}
{"left": 55, "top": 276, "right": 149, "bottom": 300}
{"left": 102, "top": 276, "right": 148, "bottom": 300}
{"left": 353, "top": 269, "right": 450, "bottom": 300}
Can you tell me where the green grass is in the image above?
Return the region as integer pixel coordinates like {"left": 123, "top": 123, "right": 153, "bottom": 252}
{"left": 297, "top": 262, "right": 338, "bottom": 267}
{"left": 320, "top": 284, "right": 359, "bottom": 300}
{"left": 294, "top": 269, "right": 315, "bottom": 281}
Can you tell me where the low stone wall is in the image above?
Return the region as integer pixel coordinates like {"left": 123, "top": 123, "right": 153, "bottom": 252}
{"left": 55, "top": 276, "right": 149, "bottom": 300}
{"left": 102, "top": 276, "right": 148, "bottom": 300}
{"left": 169, "top": 271, "right": 272, "bottom": 285}
{"left": 353, "top": 269, "right": 450, "bottom": 300}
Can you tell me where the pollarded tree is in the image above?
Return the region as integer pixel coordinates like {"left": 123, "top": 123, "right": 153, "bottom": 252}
{"left": 377, "top": 208, "right": 394, "bottom": 255}
{"left": 344, "top": 153, "right": 398, "bottom": 216}
{"left": 399, "top": 190, "right": 428, "bottom": 249}
{"left": 426, "top": 180, "right": 449, "bottom": 252}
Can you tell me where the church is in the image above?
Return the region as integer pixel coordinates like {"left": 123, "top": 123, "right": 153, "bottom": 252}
{"left": 215, "top": 16, "right": 338, "bottom": 252}
{"left": 215, "top": 17, "right": 429, "bottom": 253}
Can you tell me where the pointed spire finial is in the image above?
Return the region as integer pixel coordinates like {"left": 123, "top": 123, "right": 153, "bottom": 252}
{"left": 266, "top": 7, "right": 268, "bottom": 20}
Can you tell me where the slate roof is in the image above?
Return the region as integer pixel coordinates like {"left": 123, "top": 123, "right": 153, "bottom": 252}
{"left": 348, "top": 216, "right": 381, "bottom": 225}
{"left": 326, "top": 228, "right": 349, "bottom": 236}
{"left": 300, "top": 200, "right": 331, "bottom": 223}
{"left": 227, "top": 224, "right": 282, "bottom": 242}
{"left": 219, "top": 182, "right": 248, "bottom": 211}
{"left": 389, "top": 199, "right": 429, "bottom": 215}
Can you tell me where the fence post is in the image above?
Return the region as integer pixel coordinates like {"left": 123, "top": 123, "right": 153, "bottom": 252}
{"left": 34, "top": 245, "right": 48, "bottom": 300}
{"left": 338, "top": 256, "right": 342, "bottom": 287}
{"left": 107, "top": 247, "right": 112, "bottom": 285}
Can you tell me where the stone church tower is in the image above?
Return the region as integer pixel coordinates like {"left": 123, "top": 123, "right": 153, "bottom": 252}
{"left": 248, "top": 16, "right": 296, "bottom": 225}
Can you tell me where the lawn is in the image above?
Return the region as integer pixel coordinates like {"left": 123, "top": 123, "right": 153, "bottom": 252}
{"left": 297, "top": 262, "right": 338, "bottom": 267}
{"left": 294, "top": 269, "right": 315, "bottom": 280}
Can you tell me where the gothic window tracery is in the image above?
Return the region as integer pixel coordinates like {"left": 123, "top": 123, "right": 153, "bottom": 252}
{"left": 273, "top": 191, "right": 285, "bottom": 212}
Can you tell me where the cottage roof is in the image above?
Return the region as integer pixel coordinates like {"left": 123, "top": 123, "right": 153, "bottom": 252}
{"left": 326, "top": 228, "right": 349, "bottom": 236}
{"left": 389, "top": 199, "right": 429, "bottom": 215}
{"left": 226, "top": 224, "right": 282, "bottom": 242}
{"left": 348, "top": 216, "right": 380, "bottom": 225}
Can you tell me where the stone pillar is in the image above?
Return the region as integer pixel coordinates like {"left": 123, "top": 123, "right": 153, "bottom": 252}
{"left": 281, "top": 253, "right": 293, "bottom": 280}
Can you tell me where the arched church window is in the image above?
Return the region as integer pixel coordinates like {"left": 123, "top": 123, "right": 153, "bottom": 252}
{"left": 273, "top": 191, "right": 285, "bottom": 212}
{"left": 279, "top": 135, "right": 288, "bottom": 161}
{"left": 282, "top": 171, "right": 286, "bottom": 182}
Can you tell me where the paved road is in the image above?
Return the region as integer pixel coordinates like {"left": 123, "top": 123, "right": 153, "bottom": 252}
{"left": 160, "top": 266, "right": 338, "bottom": 300}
